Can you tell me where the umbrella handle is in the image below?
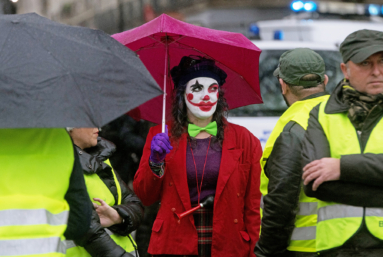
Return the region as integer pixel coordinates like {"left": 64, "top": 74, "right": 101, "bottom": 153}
{"left": 162, "top": 35, "right": 168, "bottom": 133}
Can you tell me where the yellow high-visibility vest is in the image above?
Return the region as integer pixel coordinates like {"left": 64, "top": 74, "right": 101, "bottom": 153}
{"left": 66, "top": 159, "right": 137, "bottom": 256}
{"left": 316, "top": 98, "right": 383, "bottom": 251}
{"left": 261, "top": 95, "right": 329, "bottom": 252}
{"left": 0, "top": 128, "right": 74, "bottom": 257}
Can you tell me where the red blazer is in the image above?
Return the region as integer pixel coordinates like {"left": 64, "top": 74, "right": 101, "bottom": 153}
{"left": 133, "top": 122, "right": 262, "bottom": 257}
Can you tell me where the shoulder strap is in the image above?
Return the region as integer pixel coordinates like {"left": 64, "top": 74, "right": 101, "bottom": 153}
{"left": 104, "top": 159, "right": 122, "bottom": 205}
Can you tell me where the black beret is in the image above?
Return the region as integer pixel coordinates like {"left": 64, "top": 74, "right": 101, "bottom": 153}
{"left": 170, "top": 56, "right": 227, "bottom": 88}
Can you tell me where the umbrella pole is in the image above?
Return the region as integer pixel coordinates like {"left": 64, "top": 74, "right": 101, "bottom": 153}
{"left": 162, "top": 36, "right": 168, "bottom": 133}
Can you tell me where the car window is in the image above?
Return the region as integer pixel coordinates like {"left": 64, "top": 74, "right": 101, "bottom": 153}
{"left": 229, "top": 49, "right": 343, "bottom": 117}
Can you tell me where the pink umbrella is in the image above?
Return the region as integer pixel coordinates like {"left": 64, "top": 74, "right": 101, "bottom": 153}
{"left": 112, "top": 14, "right": 262, "bottom": 131}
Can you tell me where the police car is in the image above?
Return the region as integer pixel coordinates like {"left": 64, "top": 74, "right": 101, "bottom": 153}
{"left": 227, "top": 41, "right": 343, "bottom": 148}
{"left": 256, "top": 1, "right": 383, "bottom": 45}
{"left": 228, "top": 1, "right": 383, "bottom": 148}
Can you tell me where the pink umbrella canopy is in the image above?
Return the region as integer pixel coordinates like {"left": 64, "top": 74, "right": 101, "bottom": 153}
{"left": 112, "top": 14, "right": 262, "bottom": 126}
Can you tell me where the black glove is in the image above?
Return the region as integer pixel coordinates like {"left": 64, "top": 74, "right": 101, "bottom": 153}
{"left": 201, "top": 195, "right": 214, "bottom": 209}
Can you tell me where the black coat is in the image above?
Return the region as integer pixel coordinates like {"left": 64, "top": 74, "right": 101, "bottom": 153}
{"left": 75, "top": 138, "right": 144, "bottom": 257}
{"left": 64, "top": 145, "right": 93, "bottom": 241}
{"left": 254, "top": 93, "right": 327, "bottom": 257}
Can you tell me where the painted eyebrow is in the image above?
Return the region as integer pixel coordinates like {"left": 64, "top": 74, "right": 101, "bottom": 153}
{"left": 209, "top": 83, "right": 219, "bottom": 87}
{"left": 191, "top": 81, "right": 203, "bottom": 90}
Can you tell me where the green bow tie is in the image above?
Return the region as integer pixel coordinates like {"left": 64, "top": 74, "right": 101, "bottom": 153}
{"left": 188, "top": 121, "right": 217, "bottom": 137}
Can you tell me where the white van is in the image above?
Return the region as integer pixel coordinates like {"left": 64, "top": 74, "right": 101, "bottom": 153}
{"left": 254, "top": 1, "right": 383, "bottom": 45}
{"left": 257, "top": 18, "right": 383, "bottom": 46}
{"left": 227, "top": 40, "right": 343, "bottom": 148}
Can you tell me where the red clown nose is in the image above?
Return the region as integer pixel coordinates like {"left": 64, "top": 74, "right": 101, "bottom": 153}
{"left": 202, "top": 95, "right": 210, "bottom": 101}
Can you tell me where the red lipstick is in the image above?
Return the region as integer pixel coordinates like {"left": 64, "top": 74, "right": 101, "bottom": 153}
{"left": 187, "top": 98, "right": 217, "bottom": 112}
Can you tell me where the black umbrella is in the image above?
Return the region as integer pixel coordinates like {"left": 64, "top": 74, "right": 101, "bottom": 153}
{"left": 0, "top": 13, "right": 162, "bottom": 128}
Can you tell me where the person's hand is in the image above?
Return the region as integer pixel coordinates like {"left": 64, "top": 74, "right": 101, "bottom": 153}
{"left": 150, "top": 125, "right": 173, "bottom": 164}
{"left": 93, "top": 198, "right": 122, "bottom": 228}
{"left": 302, "top": 158, "right": 341, "bottom": 191}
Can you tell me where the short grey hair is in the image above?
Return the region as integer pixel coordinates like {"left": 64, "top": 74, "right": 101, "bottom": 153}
{"left": 65, "top": 127, "right": 102, "bottom": 132}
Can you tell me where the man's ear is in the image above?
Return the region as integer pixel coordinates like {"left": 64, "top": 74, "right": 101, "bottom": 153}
{"left": 340, "top": 63, "right": 349, "bottom": 80}
{"left": 323, "top": 74, "right": 329, "bottom": 88}
{"left": 279, "top": 78, "right": 287, "bottom": 95}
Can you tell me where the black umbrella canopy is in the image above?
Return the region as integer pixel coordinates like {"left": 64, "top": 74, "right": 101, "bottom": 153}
{"left": 0, "top": 13, "right": 162, "bottom": 128}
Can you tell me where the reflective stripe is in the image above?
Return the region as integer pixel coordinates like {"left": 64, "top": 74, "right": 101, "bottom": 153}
{"left": 298, "top": 202, "right": 317, "bottom": 216}
{"left": 366, "top": 208, "right": 383, "bottom": 217}
{"left": 129, "top": 250, "right": 138, "bottom": 257}
{"left": 290, "top": 226, "right": 316, "bottom": 241}
{"left": 0, "top": 237, "right": 65, "bottom": 256}
{"left": 0, "top": 209, "right": 69, "bottom": 226}
{"left": 105, "top": 159, "right": 122, "bottom": 205}
{"left": 65, "top": 240, "right": 76, "bottom": 249}
{"left": 105, "top": 228, "right": 114, "bottom": 236}
{"left": 318, "top": 205, "right": 363, "bottom": 222}
{"left": 261, "top": 199, "right": 317, "bottom": 217}
{"left": 260, "top": 195, "right": 264, "bottom": 209}
{"left": 58, "top": 239, "right": 66, "bottom": 255}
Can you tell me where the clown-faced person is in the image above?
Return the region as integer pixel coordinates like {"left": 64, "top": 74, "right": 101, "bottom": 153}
{"left": 134, "top": 56, "right": 262, "bottom": 257}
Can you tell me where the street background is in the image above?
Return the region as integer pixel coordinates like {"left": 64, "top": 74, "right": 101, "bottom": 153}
{"left": 5, "top": 0, "right": 383, "bottom": 256}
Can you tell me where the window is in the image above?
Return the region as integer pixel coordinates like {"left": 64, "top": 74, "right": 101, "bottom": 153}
{"left": 229, "top": 49, "right": 343, "bottom": 117}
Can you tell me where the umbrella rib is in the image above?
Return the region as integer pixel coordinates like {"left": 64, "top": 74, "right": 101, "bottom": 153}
{"left": 135, "top": 42, "right": 162, "bottom": 53}
{"left": 148, "top": 35, "right": 180, "bottom": 46}
{"left": 1, "top": 72, "right": 62, "bottom": 89}
{"left": 21, "top": 27, "right": 99, "bottom": 126}
{"left": 135, "top": 43, "right": 196, "bottom": 53}
{"left": 147, "top": 35, "right": 185, "bottom": 46}
{"left": 168, "top": 35, "right": 185, "bottom": 46}
{"left": 134, "top": 35, "right": 185, "bottom": 53}
{"left": 149, "top": 35, "right": 162, "bottom": 44}
{"left": 135, "top": 45, "right": 167, "bottom": 53}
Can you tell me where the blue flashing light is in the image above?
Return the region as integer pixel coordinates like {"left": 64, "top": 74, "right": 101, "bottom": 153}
{"left": 304, "top": 1, "right": 317, "bottom": 12}
{"left": 382, "top": 6, "right": 383, "bottom": 15}
{"left": 273, "top": 30, "right": 284, "bottom": 40}
{"left": 249, "top": 24, "right": 260, "bottom": 36}
{"left": 368, "top": 4, "right": 380, "bottom": 16}
{"left": 291, "top": 1, "right": 304, "bottom": 12}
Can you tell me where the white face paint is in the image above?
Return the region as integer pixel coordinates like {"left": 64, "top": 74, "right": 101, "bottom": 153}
{"left": 184, "top": 77, "right": 219, "bottom": 119}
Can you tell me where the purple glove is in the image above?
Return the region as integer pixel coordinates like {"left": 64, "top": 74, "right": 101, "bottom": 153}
{"left": 149, "top": 125, "right": 173, "bottom": 164}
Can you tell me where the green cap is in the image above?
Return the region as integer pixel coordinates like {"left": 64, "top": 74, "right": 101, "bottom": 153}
{"left": 340, "top": 29, "right": 383, "bottom": 64}
{"left": 273, "top": 48, "right": 325, "bottom": 87}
